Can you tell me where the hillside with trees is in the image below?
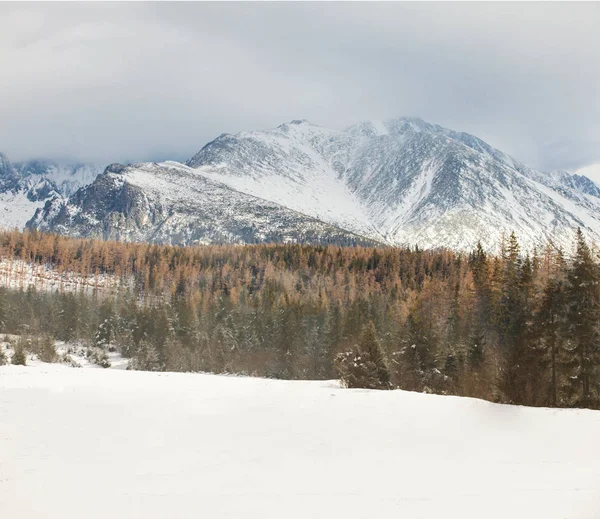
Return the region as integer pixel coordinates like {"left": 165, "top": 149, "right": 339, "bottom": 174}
{"left": 1, "top": 228, "right": 599, "bottom": 409}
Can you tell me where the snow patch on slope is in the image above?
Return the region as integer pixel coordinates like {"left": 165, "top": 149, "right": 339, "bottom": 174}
{"left": 0, "top": 191, "right": 46, "bottom": 230}
{"left": 193, "top": 123, "right": 380, "bottom": 240}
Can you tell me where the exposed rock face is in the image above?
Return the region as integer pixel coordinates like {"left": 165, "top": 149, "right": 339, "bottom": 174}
{"left": 28, "top": 162, "right": 381, "bottom": 247}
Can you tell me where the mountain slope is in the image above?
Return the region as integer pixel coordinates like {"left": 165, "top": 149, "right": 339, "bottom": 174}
{"left": 188, "top": 118, "right": 600, "bottom": 251}
{"left": 15, "top": 160, "right": 103, "bottom": 198}
{"left": 0, "top": 152, "right": 22, "bottom": 192}
{"left": 0, "top": 153, "right": 102, "bottom": 229}
{"left": 188, "top": 121, "right": 380, "bottom": 240}
{"left": 20, "top": 117, "right": 600, "bottom": 252}
{"left": 28, "top": 161, "right": 380, "bottom": 246}
{"left": 575, "top": 163, "right": 600, "bottom": 188}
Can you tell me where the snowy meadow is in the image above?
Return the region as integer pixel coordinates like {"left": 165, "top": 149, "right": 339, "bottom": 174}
{"left": 1, "top": 362, "right": 600, "bottom": 518}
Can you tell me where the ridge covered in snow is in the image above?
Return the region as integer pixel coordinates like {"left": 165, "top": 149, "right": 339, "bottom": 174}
{"left": 28, "top": 161, "right": 380, "bottom": 247}
{"left": 12, "top": 117, "right": 600, "bottom": 252}
{"left": 0, "top": 153, "right": 103, "bottom": 229}
{"left": 575, "top": 163, "right": 600, "bottom": 188}
{"left": 187, "top": 117, "right": 600, "bottom": 251}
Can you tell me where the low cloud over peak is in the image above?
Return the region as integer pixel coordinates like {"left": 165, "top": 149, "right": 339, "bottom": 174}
{"left": 1, "top": 2, "right": 599, "bottom": 171}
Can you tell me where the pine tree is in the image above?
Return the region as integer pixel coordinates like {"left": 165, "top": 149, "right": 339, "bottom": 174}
{"left": 361, "top": 321, "right": 391, "bottom": 387}
{"left": 0, "top": 287, "right": 7, "bottom": 332}
{"left": 497, "top": 234, "right": 537, "bottom": 404}
{"left": 498, "top": 232, "right": 523, "bottom": 346}
{"left": 444, "top": 351, "right": 459, "bottom": 384}
{"left": 128, "top": 340, "right": 161, "bottom": 371}
{"left": 94, "top": 300, "right": 117, "bottom": 350}
{"left": 467, "top": 328, "right": 486, "bottom": 370}
{"left": 536, "top": 248, "right": 567, "bottom": 406}
{"left": 56, "top": 293, "right": 78, "bottom": 342}
{"left": 306, "top": 322, "right": 326, "bottom": 379}
{"left": 398, "top": 312, "right": 438, "bottom": 391}
{"left": 11, "top": 343, "right": 26, "bottom": 366}
{"left": 335, "top": 321, "right": 391, "bottom": 390}
{"left": 38, "top": 335, "right": 57, "bottom": 363}
{"left": 470, "top": 242, "right": 492, "bottom": 330}
{"left": 565, "top": 229, "right": 600, "bottom": 407}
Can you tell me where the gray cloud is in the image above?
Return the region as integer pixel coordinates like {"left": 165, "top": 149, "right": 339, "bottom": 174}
{"left": 1, "top": 2, "right": 599, "bottom": 171}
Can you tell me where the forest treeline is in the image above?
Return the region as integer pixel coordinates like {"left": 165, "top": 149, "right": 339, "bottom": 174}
{"left": 1, "top": 228, "right": 599, "bottom": 409}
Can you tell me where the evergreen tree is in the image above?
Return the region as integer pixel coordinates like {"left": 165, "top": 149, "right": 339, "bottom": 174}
{"left": 497, "top": 234, "right": 538, "bottom": 404}
{"left": 467, "top": 329, "right": 486, "bottom": 370}
{"left": 11, "top": 343, "right": 26, "bottom": 366}
{"left": 470, "top": 242, "right": 492, "bottom": 330}
{"left": 56, "top": 293, "right": 78, "bottom": 343}
{"left": 128, "top": 340, "right": 162, "bottom": 371}
{"left": 498, "top": 231, "right": 524, "bottom": 346}
{"left": 94, "top": 300, "right": 117, "bottom": 350}
{"left": 38, "top": 335, "right": 57, "bottom": 363}
{"left": 565, "top": 229, "right": 600, "bottom": 407}
{"left": 306, "top": 321, "right": 326, "bottom": 379}
{"left": 0, "top": 287, "right": 7, "bottom": 332}
{"left": 536, "top": 249, "right": 567, "bottom": 406}
{"left": 335, "top": 321, "right": 391, "bottom": 389}
{"left": 397, "top": 312, "right": 437, "bottom": 391}
{"left": 444, "top": 351, "right": 459, "bottom": 385}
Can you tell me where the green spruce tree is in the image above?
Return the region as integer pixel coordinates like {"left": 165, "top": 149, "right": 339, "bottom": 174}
{"left": 335, "top": 321, "right": 391, "bottom": 390}
{"left": 565, "top": 229, "right": 600, "bottom": 407}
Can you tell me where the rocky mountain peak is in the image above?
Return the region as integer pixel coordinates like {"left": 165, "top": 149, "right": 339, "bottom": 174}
{"left": 10, "top": 116, "right": 600, "bottom": 252}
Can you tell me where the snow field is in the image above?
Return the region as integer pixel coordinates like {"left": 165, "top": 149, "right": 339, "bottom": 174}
{"left": 1, "top": 363, "right": 600, "bottom": 518}
{"left": 0, "top": 336, "right": 128, "bottom": 370}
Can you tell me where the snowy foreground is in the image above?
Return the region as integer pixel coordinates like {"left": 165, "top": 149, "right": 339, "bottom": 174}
{"left": 1, "top": 365, "right": 600, "bottom": 518}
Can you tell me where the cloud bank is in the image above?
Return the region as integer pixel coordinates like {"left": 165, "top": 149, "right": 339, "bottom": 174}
{"left": 1, "top": 2, "right": 599, "bottom": 171}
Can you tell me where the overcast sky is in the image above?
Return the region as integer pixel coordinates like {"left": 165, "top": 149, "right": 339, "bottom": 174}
{"left": 1, "top": 2, "right": 599, "bottom": 171}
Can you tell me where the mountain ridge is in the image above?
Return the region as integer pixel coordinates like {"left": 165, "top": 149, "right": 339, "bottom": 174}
{"left": 0, "top": 153, "right": 104, "bottom": 230}
{"left": 28, "top": 161, "right": 382, "bottom": 247}
{"left": 7, "top": 116, "right": 600, "bottom": 252}
{"left": 186, "top": 117, "right": 600, "bottom": 252}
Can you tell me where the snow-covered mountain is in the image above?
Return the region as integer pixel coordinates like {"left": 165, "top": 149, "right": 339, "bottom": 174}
{"left": 14, "top": 159, "right": 102, "bottom": 198}
{"left": 0, "top": 153, "right": 103, "bottom": 229}
{"left": 187, "top": 117, "right": 600, "bottom": 252}
{"left": 0, "top": 153, "right": 22, "bottom": 192}
{"left": 18, "top": 117, "right": 600, "bottom": 251}
{"left": 28, "top": 161, "right": 378, "bottom": 247}
{"left": 574, "top": 163, "right": 600, "bottom": 188}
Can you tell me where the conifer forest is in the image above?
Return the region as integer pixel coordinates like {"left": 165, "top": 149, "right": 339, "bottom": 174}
{"left": 1, "top": 228, "right": 600, "bottom": 409}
